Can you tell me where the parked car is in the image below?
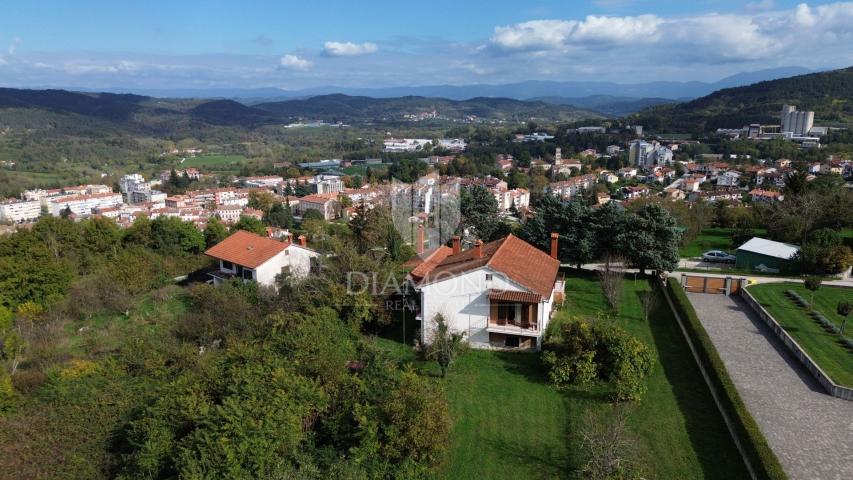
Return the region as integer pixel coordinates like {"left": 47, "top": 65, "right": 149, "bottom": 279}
{"left": 702, "top": 250, "right": 736, "bottom": 263}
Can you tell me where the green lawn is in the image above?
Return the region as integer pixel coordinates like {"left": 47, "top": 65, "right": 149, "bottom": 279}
{"left": 375, "top": 273, "right": 748, "bottom": 479}
{"left": 555, "top": 273, "right": 748, "bottom": 479}
{"left": 180, "top": 154, "right": 246, "bottom": 169}
{"left": 747, "top": 283, "right": 853, "bottom": 386}
{"left": 679, "top": 227, "right": 738, "bottom": 258}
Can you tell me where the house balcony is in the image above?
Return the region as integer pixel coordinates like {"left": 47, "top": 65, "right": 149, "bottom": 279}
{"left": 487, "top": 289, "right": 540, "bottom": 338}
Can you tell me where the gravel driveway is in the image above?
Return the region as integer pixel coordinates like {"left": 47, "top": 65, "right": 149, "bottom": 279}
{"left": 686, "top": 292, "right": 853, "bottom": 480}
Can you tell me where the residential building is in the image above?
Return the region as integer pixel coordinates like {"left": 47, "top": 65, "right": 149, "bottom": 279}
{"left": 297, "top": 194, "right": 338, "bottom": 220}
{"left": 716, "top": 170, "right": 742, "bottom": 187}
{"left": 548, "top": 174, "right": 597, "bottom": 200}
{"left": 494, "top": 188, "right": 530, "bottom": 212}
{"left": 629, "top": 140, "right": 656, "bottom": 167}
{"left": 314, "top": 174, "right": 345, "bottom": 194}
{"left": 215, "top": 206, "right": 243, "bottom": 224}
{"left": 48, "top": 192, "right": 124, "bottom": 217}
{"left": 409, "top": 234, "right": 563, "bottom": 350}
{"left": 749, "top": 188, "right": 783, "bottom": 202}
{"left": 205, "top": 230, "right": 320, "bottom": 287}
{"left": 0, "top": 199, "right": 41, "bottom": 223}
{"left": 599, "top": 171, "right": 619, "bottom": 184}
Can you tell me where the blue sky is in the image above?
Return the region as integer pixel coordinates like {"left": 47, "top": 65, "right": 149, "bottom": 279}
{"left": 1, "top": 1, "right": 852, "bottom": 90}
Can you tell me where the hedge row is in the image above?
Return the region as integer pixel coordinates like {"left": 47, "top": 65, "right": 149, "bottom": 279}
{"left": 665, "top": 278, "right": 788, "bottom": 480}
{"left": 811, "top": 310, "right": 841, "bottom": 334}
{"left": 785, "top": 290, "right": 810, "bottom": 309}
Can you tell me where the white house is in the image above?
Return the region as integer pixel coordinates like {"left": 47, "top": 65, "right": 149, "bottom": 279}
{"left": 205, "top": 230, "right": 320, "bottom": 287}
{"left": 409, "top": 234, "right": 563, "bottom": 350}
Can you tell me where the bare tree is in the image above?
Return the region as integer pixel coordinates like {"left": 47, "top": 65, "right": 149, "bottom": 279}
{"left": 578, "top": 407, "right": 643, "bottom": 480}
{"left": 640, "top": 289, "right": 658, "bottom": 322}
{"left": 599, "top": 255, "right": 625, "bottom": 313}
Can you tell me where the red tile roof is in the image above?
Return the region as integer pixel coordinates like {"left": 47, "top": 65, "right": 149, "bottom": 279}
{"left": 406, "top": 246, "right": 454, "bottom": 281}
{"left": 488, "top": 289, "right": 542, "bottom": 304}
{"left": 204, "top": 230, "right": 288, "bottom": 268}
{"left": 418, "top": 234, "right": 559, "bottom": 297}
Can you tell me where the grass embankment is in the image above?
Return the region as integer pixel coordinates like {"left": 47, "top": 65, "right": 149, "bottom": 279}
{"left": 667, "top": 278, "right": 788, "bottom": 480}
{"left": 747, "top": 283, "right": 853, "bottom": 387}
{"left": 376, "top": 272, "right": 749, "bottom": 479}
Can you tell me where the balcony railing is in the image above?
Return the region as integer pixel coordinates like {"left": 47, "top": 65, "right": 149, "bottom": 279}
{"left": 487, "top": 320, "right": 539, "bottom": 335}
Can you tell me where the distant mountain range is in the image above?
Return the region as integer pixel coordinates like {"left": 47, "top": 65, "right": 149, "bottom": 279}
{"left": 58, "top": 67, "right": 813, "bottom": 106}
{"left": 1, "top": 65, "right": 849, "bottom": 136}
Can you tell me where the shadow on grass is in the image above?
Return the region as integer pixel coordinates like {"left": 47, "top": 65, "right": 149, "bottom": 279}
{"left": 647, "top": 287, "right": 751, "bottom": 479}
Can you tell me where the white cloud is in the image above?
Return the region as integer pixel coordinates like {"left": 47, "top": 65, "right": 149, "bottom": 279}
{"left": 489, "top": 2, "right": 853, "bottom": 66}
{"left": 279, "top": 54, "right": 312, "bottom": 70}
{"left": 490, "top": 15, "right": 660, "bottom": 53}
{"left": 323, "top": 41, "right": 378, "bottom": 57}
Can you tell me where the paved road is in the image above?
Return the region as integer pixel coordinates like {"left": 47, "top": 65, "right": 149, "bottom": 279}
{"left": 686, "top": 293, "right": 853, "bottom": 480}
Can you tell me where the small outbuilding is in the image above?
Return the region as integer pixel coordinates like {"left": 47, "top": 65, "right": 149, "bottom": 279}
{"left": 735, "top": 237, "right": 799, "bottom": 273}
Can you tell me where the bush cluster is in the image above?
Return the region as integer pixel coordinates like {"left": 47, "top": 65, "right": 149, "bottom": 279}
{"left": 542, "top": 318, "right": 653, "bottom": 402}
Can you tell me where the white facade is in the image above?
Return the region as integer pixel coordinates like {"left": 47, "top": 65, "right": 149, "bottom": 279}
{"left": 716, "top": 171, "right": 741, "bottom": 187}
{"left": 213, "top": 244, "right": 319, "bottom": 287}
{"left": 383, "top": 138, "right": 432, "bottom": 152}
{"left": 315, "top": 176, "right": 345, "bottom": 194}
{"left": 418, "top": 267, "right": 557, "bottom": 350}
{"left": 629, "top": 140, "right": 656, "bottom": 167}
{"left": 244, "top": 176, "right": 284, "bottom": 189}
{"left": 0, "top": 199, "right": 41, "bottom": 223}
{"left": 48, "top": 193, "right": 124, "bottom": 217}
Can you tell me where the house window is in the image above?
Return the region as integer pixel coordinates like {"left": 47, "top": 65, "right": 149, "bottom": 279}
{"left": 285, "top": 250, "right": 290, "bottom": 256}
{"left": 222, "top": 260, "right": 233, "bottom": 271}
{"left": 242, "top": 269, "right": 253, "bottom": 280}
{"left": 485, "top": 273, "right": 493, "bottom": 281}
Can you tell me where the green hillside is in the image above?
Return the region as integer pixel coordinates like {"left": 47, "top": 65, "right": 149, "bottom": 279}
{"left": 631, "top": 66, "right": 853, "bottom": 133}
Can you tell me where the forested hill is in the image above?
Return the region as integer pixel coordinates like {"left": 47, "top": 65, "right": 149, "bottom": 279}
{"left": 253, "top": 94, "right": 602, "bottom": 123}
{"left": 0, "top": 88, "right": 601, "bottom": 132}
{"left": 630, "top": 66, "right": 853, "bottom": 133}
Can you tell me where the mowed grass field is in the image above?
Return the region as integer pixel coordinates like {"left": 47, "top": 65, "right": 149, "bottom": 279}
{"left": 748, "top": 283, "right": 853, "bottom": 386}
{"left": 375, "top": 272, "right": 748, "bottom": 479}
{"left": 554, "top": 273, "right": 748, "bottom": 479}
{"left": 179, "top": 154, "right": 246, "bottom": 169}
{"left": 679, "top": 227, "right": 737, "bottom": 258}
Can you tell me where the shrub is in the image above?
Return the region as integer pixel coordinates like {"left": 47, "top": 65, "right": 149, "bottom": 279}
{"left": 542, "top": 318, "right": 653, "bottom": 401}
{"left": 667, "top": 278, "right": 787, "bottom": 480}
